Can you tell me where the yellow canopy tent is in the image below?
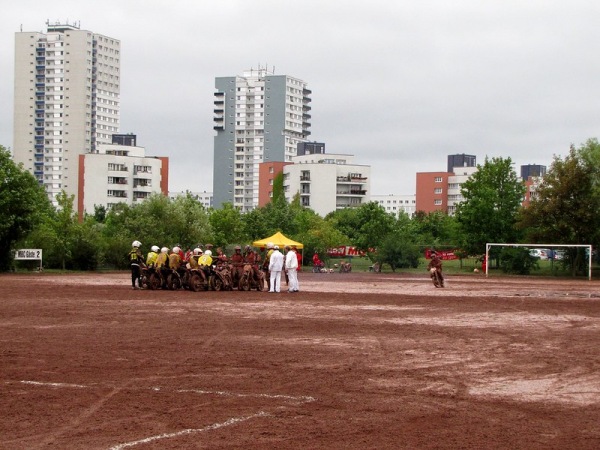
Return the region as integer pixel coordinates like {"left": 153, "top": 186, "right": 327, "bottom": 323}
{"left": 252, "top": 231, "right": 303, "bottom": 249}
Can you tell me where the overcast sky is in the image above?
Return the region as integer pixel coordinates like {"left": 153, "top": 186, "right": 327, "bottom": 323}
{"left": 2, "top": 0, "right": 600, "bottom": 196}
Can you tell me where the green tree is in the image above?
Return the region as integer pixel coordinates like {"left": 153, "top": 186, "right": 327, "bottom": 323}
{"left": 101, "top": 194, "right": 213, "bottom": 267}
{"left": 241, "top": 207, "right": 269, "bottom": 243}
{"left": 53, "top": 191, "right": 79, "bottom": 270}
{"left": 293, "top": 211, "right": 348, "bottom": 266}
{"left": 23, "top": 190, "right": 94, "bottom": 270}
{"left": 170, "top": 193, "right": 213, "bottom": 247}
{"left": 518, "top": 143, "right": 600, "bottom": 273}
{"left": 209, "top": 203, "right": 247, "bottom": 247}
{"left": 410, "top": 210, "right": 462, "bottom": 250}
{"left": 377, "top": 230, "right": 421, "bottom": 271}
{"left": 455, "top": 157, "right": 525, "bottom": 255}
{"left": 354, "top": 202, "right": 396, "bottom": 253}
{"left": 0, "top": 145, "right": 51, "bottom": 271}
{"left": 325, "top": 207, "right": 361, "bottom": 244}
{"left": 271, "top": 171, "right": 286, "bottom": 203}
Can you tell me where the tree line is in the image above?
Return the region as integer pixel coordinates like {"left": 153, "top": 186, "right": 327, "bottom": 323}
{"left": 2, "top": 139, "right": 599, "bottom": 274}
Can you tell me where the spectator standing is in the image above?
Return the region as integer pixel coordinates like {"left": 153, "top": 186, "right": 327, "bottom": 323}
{"left": 263, "top": 242, "right": 275, "bottom": 290}
{"left": 285, "top": 246, "right": 299, "bottom": 293}
{"left": 294, "top": 246, "right": 302, "bottom": 272}
{"left": 268, "top": 245, "right": 284, "bottom": 293}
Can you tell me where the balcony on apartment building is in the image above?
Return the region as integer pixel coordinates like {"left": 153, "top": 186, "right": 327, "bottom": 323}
{"left": 337, "top": 173, "right": 368, "bottom": 183}
{"left": 337, "top": 189, "right": 367, "bottom": 196}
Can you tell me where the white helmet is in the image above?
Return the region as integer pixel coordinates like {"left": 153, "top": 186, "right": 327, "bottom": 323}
{"left": 204, "top": 250, "right": 212, "bottom": 256}
{"left": 161, "top": 247, "right": 168, "bottom": 253}
{"left": 151, "top": 245, "right": 159, "bottom": 252}
{"left": 193, "top": 248, "right": 202, "bottom": 255}
{"left": 267, "top": 242, "right": 274, "bottom": 249}
{"left": 173, "top": 246, "right": 181, "bottom": 253}
{"left": 132, "top": 240, "right": 141, "bottom": 248}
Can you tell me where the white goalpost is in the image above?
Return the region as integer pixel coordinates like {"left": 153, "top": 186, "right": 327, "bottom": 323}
{"left": 485, "top": 243, "right": 593, "bottom": 280}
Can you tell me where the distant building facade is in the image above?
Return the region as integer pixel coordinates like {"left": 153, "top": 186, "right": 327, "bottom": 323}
{"left": 13, "top": 21, "right": 121, "bottom": 208}
{"left": 372, "top": 194, "right": 416, "bottom": 216}
{"left": 283, "top": 153, "right": 370, "bottom": 217}
{"left": 446, "top": 166, "right": 478, "bottom": 215}
{"left": 521, "top": 164, "right": 546, "bottom": 207}
{"left": 169, "top": 191, "right": 213, "bottom": 209}
{"left": 213, "top": 67, "right": 312, "bottom": 211}
{"left": 78, "top": 141, "right": 168, "bottom": 219}
{"left": 258, "top": 161, "right": 291, "bottom": 207}
{"left": 521, "top": 164, "right": 546, "bottom": 179}
{"left": 416, "top": 156, "right": 547, "bottom": 214}
{"left": 297, "top": 141, "right": 325, "bottom": 156}
{"left": 447, "top": 154, "right": 476, "bottom": 173}
{"left": 415, "top": 171, "right": 451, "bottom": 214}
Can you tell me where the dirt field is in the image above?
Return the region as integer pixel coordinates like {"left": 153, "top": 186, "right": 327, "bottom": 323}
{"left": 1, "top": 271, "right": 600, "bottom": 449}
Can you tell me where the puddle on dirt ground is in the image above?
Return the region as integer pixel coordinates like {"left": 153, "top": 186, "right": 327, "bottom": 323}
{"left": 469, "top": 374, "right": 600, "bottom": 406}
{"left": 386, "top": 312, "right": 600, "bottom": 330}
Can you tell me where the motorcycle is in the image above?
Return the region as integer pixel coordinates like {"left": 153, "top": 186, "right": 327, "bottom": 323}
{"left": 430, "top": 268, "right": 444, "bottom": 288}
{"left": 210, "top": 263, "right": 234, "bottom": 291}
{"left": 312, "top": 262, "right": 326, "bottom": 273}
{"left": 164, "top": 267, "right": 182, "bottom": 290}
{"left": 339, "top": 262, "right": 352, "bottom": 273}
{"left": 182, "top": 267, "right": 207, "bottom": 292}
{"left": 238, "top": 263, "right": 265, "bottom": 291}
{"left": 142, "top": 266, "right": 162, "bottom": 290}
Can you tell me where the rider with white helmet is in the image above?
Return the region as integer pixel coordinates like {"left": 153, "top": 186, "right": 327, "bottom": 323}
{"left": 155, "top": 247, "right": 169, "bottom": 269}
{"left": 129, "top": 240, "right": 144, "bottom": 289}
{"left": 169, "top": 246, "right": 183, "bottom": 270}
{"left": 146, "top": 245, "right": 160, "bottom": 268}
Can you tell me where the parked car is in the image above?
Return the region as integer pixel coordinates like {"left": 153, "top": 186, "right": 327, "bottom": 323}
{"left": 529, "top": 249, "right": 549, "bottom": 260}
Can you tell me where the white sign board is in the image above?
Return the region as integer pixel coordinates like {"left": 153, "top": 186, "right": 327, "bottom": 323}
{"left": 14, "top": 249, "right": 43, "bottom": 260}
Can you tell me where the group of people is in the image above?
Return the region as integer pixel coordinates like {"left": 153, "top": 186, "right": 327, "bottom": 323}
{"left": 128, "top": 240, "right": 301, "bottom": 292}
{"left": 263, "top": 242, "right": 300, "bottom": 293}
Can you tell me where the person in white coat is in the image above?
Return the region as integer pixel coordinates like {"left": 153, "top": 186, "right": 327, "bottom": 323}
{"left": 268, "top": 245, "right": 284, "bottom": 293}
{"left": 285, "top": 246, "right": 299, "bottom": 293}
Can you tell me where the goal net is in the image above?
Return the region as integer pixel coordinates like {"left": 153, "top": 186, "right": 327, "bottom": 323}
{"left": 485, "top": 243, "right": 593, "bottom": 280}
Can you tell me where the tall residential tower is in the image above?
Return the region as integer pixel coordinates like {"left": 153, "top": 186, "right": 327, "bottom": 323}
{"left": 13, "top": 21, "right": 121, "bottom": 207}
{"left": 213, "top": 67, "right": 311, "bottom": 211}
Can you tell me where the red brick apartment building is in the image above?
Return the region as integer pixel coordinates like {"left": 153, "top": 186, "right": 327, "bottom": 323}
{"left": 258, "top": 162, "right": 291, "bottom": 207}
{"left": 415, "top": 171, "right": 451, "bottom": 213}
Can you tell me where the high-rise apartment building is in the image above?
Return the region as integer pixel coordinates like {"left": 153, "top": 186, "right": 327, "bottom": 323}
{"left": 213, "top": 67, "right": 311, "bottom": 211}
{"left": 13, "top": 21, "right": 121, "bottom": 207}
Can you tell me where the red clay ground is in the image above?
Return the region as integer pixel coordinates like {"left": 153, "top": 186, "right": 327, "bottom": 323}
{"left": 1, "top": 271, "right": 600, "bottom": 449}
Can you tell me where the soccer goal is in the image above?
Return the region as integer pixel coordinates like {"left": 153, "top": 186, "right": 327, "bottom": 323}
{"left": 485, "top": 243, "right": 593, "bottom": 280}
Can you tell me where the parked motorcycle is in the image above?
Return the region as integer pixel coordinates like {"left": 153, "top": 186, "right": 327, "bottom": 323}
{"left": 142, "top": 266, "right": 163, "bottom": 290}
{"left": 182, "top": 267, "right": 206, "bottom": 292}
{"left": 210, "top": 263, "right": 234, "bottom": 291}
{"left": 238, "top": 263, "right": 265, "bottom": 291}
{"left": 339, "top": 261, "right": 352, "bottom": 273}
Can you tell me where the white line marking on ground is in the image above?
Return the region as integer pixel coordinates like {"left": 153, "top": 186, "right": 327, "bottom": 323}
{"left": 20, "top": 380, "right": 87, "bottom": 388}
{"left": 13, "top": 380, "right": 316, "bottom": 403}
{"left": 174, "top": 388, "right": 316, "bottom": 403}
{"left": 108, "top": 411, "right": 270, "bottom": 450}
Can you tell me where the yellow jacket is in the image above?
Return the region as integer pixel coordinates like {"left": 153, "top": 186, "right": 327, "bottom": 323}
{"left": 156, "top": 252, "right": 169, "bottom": 268}
{"left": 146, "top": 251, "right": 158, "bottom": 267}
{"left": 198, "top": 254, "right": 213, "bottom": 267}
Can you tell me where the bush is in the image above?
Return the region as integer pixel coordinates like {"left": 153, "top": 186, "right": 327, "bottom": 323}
{"left": 499, "top": 247, "right": 539, "bottom": 275}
